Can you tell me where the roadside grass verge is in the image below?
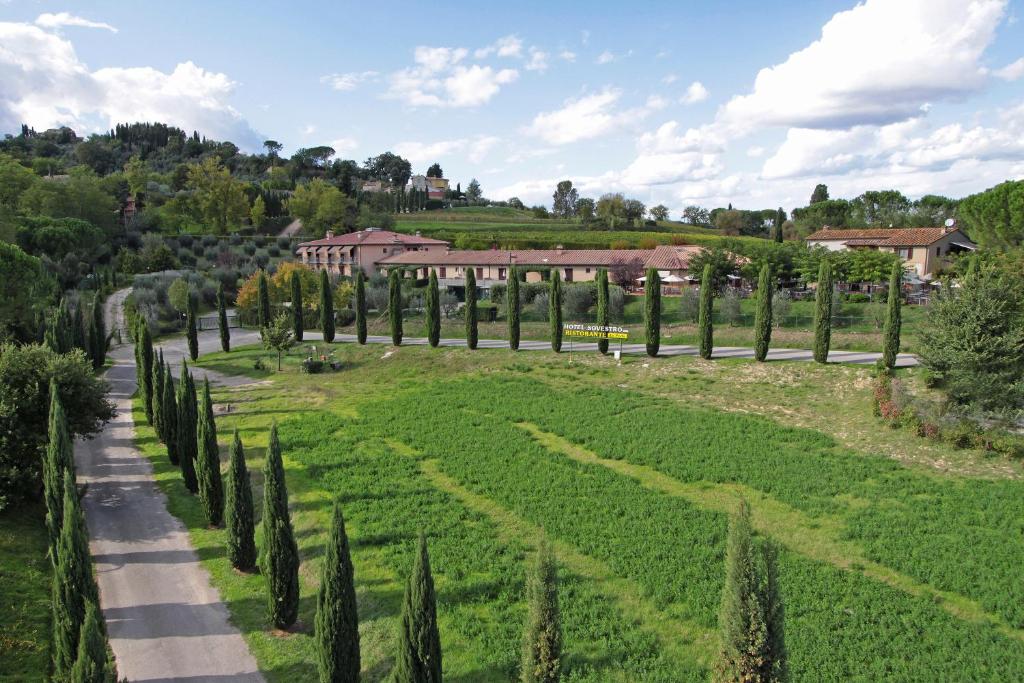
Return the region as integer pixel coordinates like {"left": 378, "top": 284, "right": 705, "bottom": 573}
{"left": 0, "top": 502, "right": 51, "bottom": 681}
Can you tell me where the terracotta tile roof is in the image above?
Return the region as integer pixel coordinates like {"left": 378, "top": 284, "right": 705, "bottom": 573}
{"left": 644, "top": 245, "right": 706, "bottom": 270}
{"left": 296, "top": 229, "right": 448, "bottom": 249}
{"left": 805, "top": 227, "right": 968, "bottom": 247}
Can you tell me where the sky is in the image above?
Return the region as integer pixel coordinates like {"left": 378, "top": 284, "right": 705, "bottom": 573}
{"left": 1, "top": 0, "right": 1023, "bottom": 216}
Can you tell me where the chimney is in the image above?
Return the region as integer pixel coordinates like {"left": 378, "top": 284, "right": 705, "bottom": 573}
{"left": 555, "top": 244, "right": 564, "bottom": 255}
{"left": 416, "top": 230, "right": 421, "bottom": 237}
{"left": 325, "top": 230, "right": 334, "bottom": 239}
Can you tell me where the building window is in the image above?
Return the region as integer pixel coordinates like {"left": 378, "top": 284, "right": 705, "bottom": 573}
{"left": 564, "top": 268, "right": 573, "bottom": 282}
{"left": 476, "top": 267, "right": 484, "bottom": 279}
{"left": 897, "top": 247, "right": 912, "bottom": 259}
{"left": 440, "top": 267, "right": 447, "bottom": 278}
{"left": 498, "top": 267, "right": 507, "bottom": 281}
{"left": 383, "top": 248, "right": 389, "bottom": 255}
{"left": 936, "top": 246, "right": 941, "bottom": 256}
{"left": 585, "top": 268, "right": 591, "bottom": 273}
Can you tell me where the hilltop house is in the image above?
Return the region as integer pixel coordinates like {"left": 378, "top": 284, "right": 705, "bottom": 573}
{"left": 294, "top": 228, "right": 449, "bottom": 277}
{"left": 407, "top": 174, "right": 450, "bottom": 200}
{"left": 805, "top": 226, "right": 976, "bottom": 280}
{"left": 360, "top": 179, "right": 392, "bottom": 193}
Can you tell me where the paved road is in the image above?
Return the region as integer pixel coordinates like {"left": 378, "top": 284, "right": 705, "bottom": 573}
{"left": 76, "top": 292, "right": 264, "bottom": 682}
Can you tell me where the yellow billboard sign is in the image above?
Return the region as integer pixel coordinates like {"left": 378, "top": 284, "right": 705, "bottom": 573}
{"left": 562, "top": 324, "right": 629, "bottom": 340}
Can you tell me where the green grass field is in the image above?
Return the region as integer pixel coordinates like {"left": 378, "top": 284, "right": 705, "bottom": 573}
{"left": 0, "top": 503, "right": 51, "bottom": 681}
{"left": 130, "top": 342, "right": 1024, "bottom": 681}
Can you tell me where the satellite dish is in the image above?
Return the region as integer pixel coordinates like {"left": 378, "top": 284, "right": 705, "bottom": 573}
{"left": 944, "top": 218, "right": 955, "bottom": 227}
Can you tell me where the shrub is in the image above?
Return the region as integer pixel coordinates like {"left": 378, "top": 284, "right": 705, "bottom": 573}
{"left": 721, "top": 289, "right": 742, "bottom": 326}
{"left": 255, "top": 235, "right": 268, "bottom": 248}
{"left": 178, "top": 233, "right": 194, "bottom": 248}
{"left": 230, "top": 233, "right": 243, "bottom": 246}
{"left": 201, "top": 234, "right": 218, "bottom": 248}
{"left": 255, "top": 250, "right": 270, "bottom": 267}
{"left": 563, "top": 283, "right": 594, "bottom": 318}
{"left": 277, "top": 236, "right": 291, "bottom": 250}
{"left": 301, "top": 358, "right": 325, "bottom": 374}
{"left": 680, "top": 288, "right": 700, "bottom": 322}
{"left": 608, "top": 285, "right": 625, "bottom": 321}
{"left": 336, "top": 308, "right": 356, "bottom": 327}
{"left": 178, "top": 251, "right": 196, "bottom": 267}
{"left": 243, "top": 242, "right": 257, "bottom": 256}
{"left": 772, "top": 289, "right": 792, "bottom": 327}
{"left": 846, "top": 293, "right": 871, "bottom": 303}
{"left": 533, "top": 292, "right": 549, "bottom": 319}
{"left": 268, "top": 245, "right": 281, "bottom": 258}
{"left": 204, "top": 246, "right": 219, "bottom": 261}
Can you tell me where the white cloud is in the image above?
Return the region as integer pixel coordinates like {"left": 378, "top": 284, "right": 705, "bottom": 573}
{"left": 445, "top": 66, "right": 518, "bottom": 107}
{"left": 475, "top": 35, "right": 523, "bottom": 59}
{"left": 394, "top": 135, "right": 502, "bottom": 165}
{"left": 35, "top": 12, "right": 117, "bottom": 32}
{"left": 662, "top": 74, "right": 678, "bottom": 85}
{"left": 300, "top": 123, "right": 317, "bottom": 135}
{"left": 596, "top": 50, "right": 616, "bottom": 65}
{"left": 328, "top": 137, "right": 358, "bottom": 156}
{"left": 720, "top": 0, "right": 1007, "bottom": 131}
{"left": 525, "top": 88, "right": 642, "bottom": 144}
{"left": 320, "top": 71, "right": 377, "bottom": 91}
{"left": 746, "top": 146, "right": 765, "bottom": 158}
{"left": 995, "top": 57, "right": 1024, "bottom": 81}
{"left": 414, "top": 46, "right": 468, "bottom": 72}
{"left": 681, "top": 81, "right": 709, "bottom": 104}
{"left": 386, "top": 46, "right": 518, "bottom": 107}
{"left": 525, "top": 48, "right": 548, "bottom": 72}
{"left": 0, "top": 21, "right": 262, "bottom": 148}
{"left": 645, "top": 95, "right": 669, "bottom": 110}
{"left": 558, "top": 50, "right": 576, "bottom": 62}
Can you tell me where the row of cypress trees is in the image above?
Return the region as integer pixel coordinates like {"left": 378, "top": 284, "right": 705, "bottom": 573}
{"left": 43, "top": 384, "right": 119, "bottom": 681}
{"left": 44, "top": 296, "right": 107, "bottom": 369}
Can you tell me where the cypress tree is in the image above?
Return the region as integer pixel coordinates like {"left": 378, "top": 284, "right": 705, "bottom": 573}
{"left": 44, "top": 382, "right": 74, "bottom": 555}
{"left": 186, "top": 293, "right": 199, "bottom": 362}
{"left": 261, "top": 423, "right": 299, "bottom": 630}
{"left": 140, "top": 324, "right": 154, "bottom": 424}
{"left": 176, "top": 365, "right": 199, "bottom": 494}
{"left": 882, "top": 262, "right": 902, "bottom": 369}
{"left": 426, "top": 269, "right": 440, "bottom": 347}
{"left": 162, "top": 363, "right": 179, "bottom": 466}
{"left": 389, "top": 269, "right": 403, "bottom": 346}
{"left": 52, "top": 471, "right": 99, "bottom": 678}
{"left": 217, "top": 282, "right": 231, "bottom": 353}
{"left": 70, "top": 599, "right": 116, "bottom": 683}
{"left": 520, "top": 542, "right": 562, "bottom": 683}
{"left": 508, "top": 266, "right": 520, "bottom": 351}
{"left": 320, "top": 269, "right": 335, "bottom": 343}
{"left": 225, "top": 428, "right": 256, "bottom": 572}
{"left": 773, "top": 207, "right": 785, "bottom": 243}
{"left": 355, "top": 270, "right": 367, "bottom": 344}
{"left": 813, "top": 261, "right": 833, "bottom": 363}
{"left": 196, "top": 379, "right": 224, "bottom": 527}
{"left": 291, "top": 269, "right": 304, "bottom": 342}
{"left": 257, "top": 270, "right": 272, "bottom": 330}
{"left": 315, "top": 502, "right": 361, "bottom": 682}
{"left": 72, "top": 302, "right": 86, "bottom": 353}
{"left": 465, "top": 269, "right": 478, "bottom": 350}
{"left": 644, "top": 268, "right": 660, "bottom": 357}
{"left": 549, "top": 271, "right": 563, "bottom": 352}
{"left": 761, "top": 540, "right": 788, "bottom": 683}
{"left": 89, "top": 294, "right": 105, "bottom": 370}
{"left": 393, "top": 533, "right": 442, "bottom": 683}
{"left": 152, "top": 352, "right": 165, "bottom": 442}
{"left": 753, "top": 265, "right": 773, "bottom": 362}
{"left": 56, "top": 299, "right": 73, "bottom": 353}
{"left": 596, "top": 268, "right": 609, "bottom": 355}
{"left": 698, "top": 264, "right": 715, "bottom": 360}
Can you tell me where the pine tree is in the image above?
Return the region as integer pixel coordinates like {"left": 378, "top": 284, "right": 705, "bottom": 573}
{"left": 44, "top": 382, "right": 74, "bottom": 555}
{"left": 549, "top": 271, "right": 563, "bottom": 352}
{"left": 426, "top": 269, "right": 440, "bottom": 347}
{"left": 508, "top": 266, "right": 520, "bottom": 351}
{"left": 217, "top": 282, "right": 231, "bottom": 353}
{"left": 465, "top": 269, "right": 478, "bottom": 350}
{"left": 315, "top": 502, "right": 361, "bottom": 682}
{"left": 176, "top": 365, "right": 199, "bottom": 494}
{"left": 162, "top": 363, "right": 179, "bottom": 466}
{"left": 389, "top": 269, "right": 403, "bottom": 346}
{"left": 698, "top": 264, "right": 715, "bottom": 360}
{"left": 291, "top": 269, "right": 304, "bottom": 342}
{"left": 813, "top": 261, "right": 833, "bottom": 363}
{"left": 596, "top": 268, "right": 609, "bottom": 355}
{"left": 186, "top": 294, "right": 199, "bottom": 362}
{"left": 644, "top": 268, "right": 660, "bottom": 357}
{"left": 753, "top": 265, "right": 773, "bottom": 362}
{"left": 257, "top": 270, "right": 272, "bottom": 330}
{"left": 520, "top": 542, "right": 562, "bottom": 683}
{"left": 320, "top": 269, "right": 335, "bottom": 343}
{"left": 261, "top": 423, "right": 300, "bottom": 630}
{"left": 393, "top": 533, "right": 442, "bottom": 682}
{"left": 882, "top": 263, "right": 902, "bottom": 369}
{"left": 196, "top": 379, "right": 224, "bottom": 527}
{"left": 70, "top": 599, "right": 117, "bottom": 683}
{"left": 225, "top": 428, "right": 256, "bottom": 572}
{"left": 152, "top": 352, "right": 165, "bottom": 442}
{"left": 355, "top": 270, "right": 367, "bottom": 345}
{"left": 140, "top": 324, "right": 155, "bottom": 424}
{"left": 52, "top": 471, "right": 99, "bottom": 678}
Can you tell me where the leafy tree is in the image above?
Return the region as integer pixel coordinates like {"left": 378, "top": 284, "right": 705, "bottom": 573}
{"left": 552, "top": 180, "right": 579, "bottom": 218}
{"left": 426, "top": 269, "right": 440, "bottom": 347}
{"left": 394, "top": 533, "right": 442, "bottom": 682}
{"left": 225, "top": 428, "right": 256, "bottom": 572}
{"left": 813, "top": 261, "right": 833, "bottom": 363}
{"left": 688, "top": 248, "right": 740, "bottom": 291}
{"left": 315, "top": 501, "right": 361, "bottom": 682}
{"left": 69, "top": 599, "right": 117, "bottom": 683}
{"left": 549, "top": 271, "right": 563, "bottom": 352}
{"left": 250, "top": 195, "right": 267, "bottom": 229}
{"left": 508, "top": 266, "right": 520, "bottom": 351}
{"left": 0, "top": 153, "right": 36, "bottom": 209}
{"left": 355, "top": 270, "right": 367, "bottom": 344}
{"left": 196, "top": 379, "right": 224, "bottom": 526}
{"left": 576, "top": 197, "right": 595, "bottom": 224}
{"left": 520, "top": 542, "right": 562, "bottom": 683}
{"left": 882, "top": 263, "right": 902, "bottom": 369}
{"left": 19, "top": 168, "right": 118, "bottom": 231}
{"left": 682, "top": 205, "right": 711, "bottom": 226}
{"left": 791, "top": 199, "right": 853, "bottom": 234}
{"left": 261, "top": 423, "right": 300, "bottom": 630}
{"left": 465, "top": 269, "right": 478, "bottom": 350}
{"left": 645, "top": 269, "right": 660, "bottom": 357}
{"left": 176, "top": 364, "right": 199, "bottom": 494}
{"left": 809, "top": 184, "right": 829, "bottom": 205}
{"left": 44, "top": 382, "right": 74, "bottom": 553}
{"left": 623, "top": 199, "right": 646, "bottom": 227}
{"left": 187, "top": 157, "right": 249, "bottom": 234}
{"left": 389, "top": 269, "right": 403, "bottom": 346}
{"left": 257, "top": 270, "right": 272, "bottom": 330}
{"left": 319, "top": 269, "right": 335, "bottom": 343}
{"left": 958, "top": 180, "right": 1024, "bottom": 248}
{"left": 466, "top": 178, "right": 483, "bottom": 203}
{"left": 850, "top": 190, "right": 912, "bottom": 228}
{"left": 698, "top": 265, "right": 715, "bottom": 360}
{"left": 753, "top": 265, "right": 773, "bottom": 362}
{"left": 363, "top": 152, "right": 413, "bottom": 187}
{"left": 649, "top": 204, "right": 670, "bottom": 222}
{"left": 217, "top": 283, "right": 230, "bottom": 352}
{"left": 290, "top": 269, "right": 304, "bottom": 342}
{"left": 162, "top": 363, "right": 179, "bottom": 466}
{"left": 262, "top": 313, "right": 296, "bottom": 371}
{"left": 426, "top": 163, "right": 443, "bottom": 178}
{"left": 0, "top": 242, "right": 50, "bottom": 343}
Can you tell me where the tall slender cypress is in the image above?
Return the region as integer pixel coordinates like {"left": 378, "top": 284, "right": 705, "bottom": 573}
{"left": 426, "top": 269, "right": 440, "bottom": 347}
{"left": 644, "top": 268, "right": 660, "bottom": 357}
{"left": 761, "top": 540, "right": 788, "bottom": 683}
{"left": 195, "top": 378, "right": 224, "bottom": 527}
{"left": 549, "top": 271, "right": 563, "bottom": 352}
{"left": 520, "top": 542, "right": 562, "bottom": 683}
{"left": 72, "top": 302, "right": 86, "bottom": 353}
{"left": 261, "top": 423, "right": 299, "bottom": 630}
{"left": 140, "top": 324, "right": 154, "bottom": 424}
{"left": 773, "top": 207, "right": 785, "bottom": 243}
{"left": 320, "top": 269, "right": 335, "bottom": 343}
{"left": 257, "top": 270, "right": 272, "bottom": 330}
{"left": 698, "top": 264, "right": 715, "bottom": 360}
{"left": 596, "top": 268, "right": 609, "bottom": 355}
{"left": 754, "top": 265, "right": 773, "bottom": 362}
{"left": 217, "top": 282, "right": 231, "bottom": 353}
{"left": 355, "top": 270, "right": 367, "bottom": 344}
{"left": 465, "top": 269, "right": 478, "bottom": 350}
{"left": 291, "top": 269, "right": 304, "bottom": 342}
{"left": 882, "top": 263, "right": 902, "bottom": 369}
{"left": 315, "top": 502, "right": 361, "bottom": 682}
{"left": 813, "top": 261, "right": 833, "bottom": 364}
{"left": 152, "top": 352, "right": 165, "bottom": 442}
{"left": 389, "top": 269, "right": 403, "bottom": 346}
{"left": 162, "top": 363, "right": 179, "bottom": 466}
{"left": 89, "top": 294, "right": 105, "bottom": 370}
{"left": 186, "top": 293, "right": 199, "bottom": 362}
{"left": 44, "top": 382, "right": 74, "bottom": 555}
{"left": 507, "top": 266, "right": 520, "bottom": 351}
{"left": 394, "top": 533, "right": 442, "bottom": 683}
{"left": 70, "top": 599, "right": 117, "bottom": 683}
{"left": 176, "top": 365, "right": 199, "bottom": 494}
{"left": 225, "top": 429, "right": 256, "bottom": 572}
